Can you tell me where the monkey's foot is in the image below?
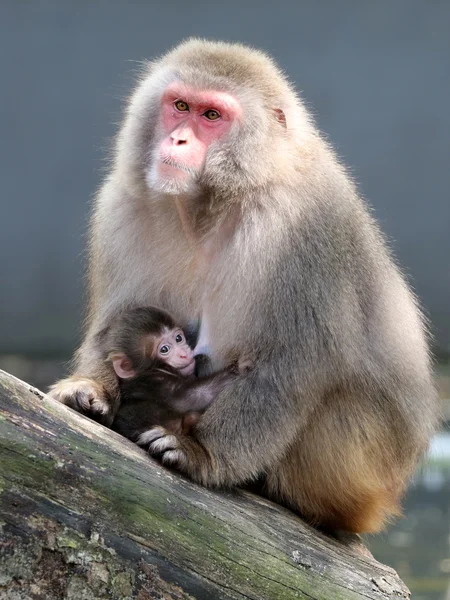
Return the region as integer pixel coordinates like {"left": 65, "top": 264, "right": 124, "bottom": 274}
{"left": 139, "top": 426, "right": 188, "bottom": 468}
{"left": 143, "top": 426, "right": 216, "bottom": 487}
{"left": 48, "top": 377, "right": 112, "bottom": 426}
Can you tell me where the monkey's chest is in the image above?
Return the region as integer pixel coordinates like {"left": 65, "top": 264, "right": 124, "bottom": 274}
{"left": 194, "top": 312, "right": 211, "bottom": 357}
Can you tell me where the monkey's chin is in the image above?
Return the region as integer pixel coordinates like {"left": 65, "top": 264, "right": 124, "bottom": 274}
{"left": 146, "top": 164, "right": 199, "bottom": 196}
{"left": 178, "top": 360, "right": 196, "bottom": 376}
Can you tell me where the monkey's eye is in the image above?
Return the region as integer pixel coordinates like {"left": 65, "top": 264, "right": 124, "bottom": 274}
{"left": 203, "top": 109, "right": 220, "bottom": 121}
{"left": 175, "top": 333, "right": 184, "bottom": 343}
{"left": 174, "top": 100, "right": 189, "bottom": 112}
{"left": 159, "top": 345, "right": 170, "bottom": 355}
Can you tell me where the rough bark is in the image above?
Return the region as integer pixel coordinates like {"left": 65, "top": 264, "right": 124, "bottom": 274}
{"left": 0, "top": 369, "right": 410, "bottom": 600}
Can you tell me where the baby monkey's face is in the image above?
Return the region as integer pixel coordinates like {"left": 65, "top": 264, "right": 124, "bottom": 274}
{"left": 152, "top": 328, "right": 195, "bottom": 376}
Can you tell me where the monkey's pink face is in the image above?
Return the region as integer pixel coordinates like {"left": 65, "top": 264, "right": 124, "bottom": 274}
{"left": 155, "top": 328, "right": 195, "bottom": 376}
{"left": 148, "top": 83, "right": 241, "bottom": 194}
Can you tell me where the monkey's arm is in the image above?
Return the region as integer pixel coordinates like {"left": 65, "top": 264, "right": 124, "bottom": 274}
{"left": 168, "top": 371, "right": 233, "bottom": 414}
{"left": 146, "top": 209, "right": 438, "bottom": 494}
{"left": 48, "top": 182, "right": 150, "bottom": 425}
{"left": 146, "top": 361, "right": 309, "bottom": 487}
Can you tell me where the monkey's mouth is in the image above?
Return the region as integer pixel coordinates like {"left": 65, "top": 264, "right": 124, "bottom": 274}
{"left": 159, "top": 156, "right": 198, "bottom": 177}
{"left": 178, "top": 360, "right": 196, "bottom": 376}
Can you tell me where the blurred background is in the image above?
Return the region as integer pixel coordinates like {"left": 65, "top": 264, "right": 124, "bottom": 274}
{"left": 0, "top": 2, "right": 449, "bottom": 597}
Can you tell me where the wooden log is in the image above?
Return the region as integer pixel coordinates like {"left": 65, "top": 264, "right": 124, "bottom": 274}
{"left": 0, "top": 369, "right": 410, "bottom": 599}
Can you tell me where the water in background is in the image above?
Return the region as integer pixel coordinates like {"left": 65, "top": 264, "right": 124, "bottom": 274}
{"left": 2, "top": 355, "right": 449, "bottom": 599}
{"left": 369, "top": 431, "right": 450, "bottom": 600}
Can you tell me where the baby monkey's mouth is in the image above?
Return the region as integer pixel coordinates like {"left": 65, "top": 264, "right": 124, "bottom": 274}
{"left": 178, "top": 359, "right": 196, "bottom": 376}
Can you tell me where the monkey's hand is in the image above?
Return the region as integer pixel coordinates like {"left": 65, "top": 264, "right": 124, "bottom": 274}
{"left": 48, "top": 377, "right": 114, "bottom": 426}
{"left": 140, "top": 426, "right": 214, "bottom": 484}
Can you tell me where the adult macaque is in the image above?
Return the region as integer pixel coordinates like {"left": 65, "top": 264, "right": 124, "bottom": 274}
{"left": 50, "top": 39, "right": 439, "bottom": 532}
{"left": 103, "top": 306, "right": 232, "bottom": 440}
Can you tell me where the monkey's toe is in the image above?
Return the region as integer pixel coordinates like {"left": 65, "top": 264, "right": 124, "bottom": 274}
{"left": 137, "top": 426, "right": 168, "bottom": 447}
{"left": 145, "top": 428, "right": 188, "bottom": 469}
{"left": 161, "top": 449, "right": 187, "bottom": 468}
{"left": 148, "top": 433, "right": 179, "bottom": 456}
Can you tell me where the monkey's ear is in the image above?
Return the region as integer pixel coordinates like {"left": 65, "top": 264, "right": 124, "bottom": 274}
{"left": 110, "top": 353, "right": 136, "bottom": 379}
{"left": 273, "top": 108, "right": 287, "bottom": 129}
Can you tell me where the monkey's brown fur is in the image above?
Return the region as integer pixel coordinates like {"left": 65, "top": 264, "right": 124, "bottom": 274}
{"left": 50, "top": 39, "right": 439, "bottom": 532}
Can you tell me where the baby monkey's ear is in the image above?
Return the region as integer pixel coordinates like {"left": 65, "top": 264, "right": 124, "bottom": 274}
{"left": 109, "top": 353, "right": 136, "bottom": 379}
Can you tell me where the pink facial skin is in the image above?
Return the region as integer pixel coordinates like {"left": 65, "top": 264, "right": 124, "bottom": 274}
{"left": 155, "top": 328, "right": 195, "bottom": 376}
{"left": 111, "top": 329, "right": 195, "bottom": 380}
{"left": 157, "top": 84, "right": 242, "bottom": 179}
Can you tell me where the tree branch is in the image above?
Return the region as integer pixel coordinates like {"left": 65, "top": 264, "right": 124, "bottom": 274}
{"left": 0, "top": 369, "right": 410, "bottom": 599}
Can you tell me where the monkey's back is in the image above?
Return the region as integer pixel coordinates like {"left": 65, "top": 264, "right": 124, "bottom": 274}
{"left": 112, "top": 372, "right": 184, "bottom": 442}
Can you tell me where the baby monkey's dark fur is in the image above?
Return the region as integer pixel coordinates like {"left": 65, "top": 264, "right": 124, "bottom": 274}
{"left": 102, "top": 307, "right": 231, "bottom": 442}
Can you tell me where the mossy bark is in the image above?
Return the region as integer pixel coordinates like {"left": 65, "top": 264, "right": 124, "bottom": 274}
{"left": 0, "top": 369, "right": 410, "bottom": 599}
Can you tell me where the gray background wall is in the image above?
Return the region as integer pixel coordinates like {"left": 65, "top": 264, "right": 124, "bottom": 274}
{"left": 1, "top": 0, "right": 449, "bottom": 356}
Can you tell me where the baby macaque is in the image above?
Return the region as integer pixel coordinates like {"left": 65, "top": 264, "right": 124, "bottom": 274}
{"left": 104, "top": 306, "right": 231, "bottom": 445}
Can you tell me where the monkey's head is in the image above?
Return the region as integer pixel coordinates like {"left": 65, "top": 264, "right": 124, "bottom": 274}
{"left": 120, "top": 39, "right": 313, "bottom": 198}
{"left": 106, "top": 307, "right": 195, "bottom": 380}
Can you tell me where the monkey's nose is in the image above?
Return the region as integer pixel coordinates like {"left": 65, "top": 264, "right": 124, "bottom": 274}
{"left": 171, "top": 134, "right": 188, "bottom": 146}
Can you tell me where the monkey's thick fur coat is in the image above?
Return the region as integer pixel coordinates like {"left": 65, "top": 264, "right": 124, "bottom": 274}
{"left": 50, "top": 40, "right": 439, "bottom": 532}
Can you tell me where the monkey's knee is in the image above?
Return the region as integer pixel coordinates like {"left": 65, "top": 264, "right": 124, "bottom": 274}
{"left": 266, "top": 451, "right": 402, "bottom": 533}
{"left": 316, "top": 485, "right": 401, "bottom": 534}
{"left": 48, "top": 376, "right": 113, "bottom": 425}
{"left": 276, "top": 481, "right": 399, "bottom": 533}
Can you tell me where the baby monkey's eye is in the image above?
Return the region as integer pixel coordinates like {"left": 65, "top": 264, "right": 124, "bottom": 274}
{"left": 175, "top": 333, "right": 184, "bottom": 343}
{"left": 203, "top": 109, "right": 220, "bottom": 120}
{"left": 159, "top": 345, "right": 170, "bottom": 355}
{"left": 174, "top": 100, "right": 189, "bottom": 112}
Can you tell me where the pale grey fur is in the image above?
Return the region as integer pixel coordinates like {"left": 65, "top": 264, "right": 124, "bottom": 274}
{"left": 50, "top": 39, "right": 439, "bottom": 532}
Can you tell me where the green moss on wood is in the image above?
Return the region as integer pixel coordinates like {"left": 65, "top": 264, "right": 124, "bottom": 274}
{"left": 0, "top": 370, "right": 410, "bottom": 600}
